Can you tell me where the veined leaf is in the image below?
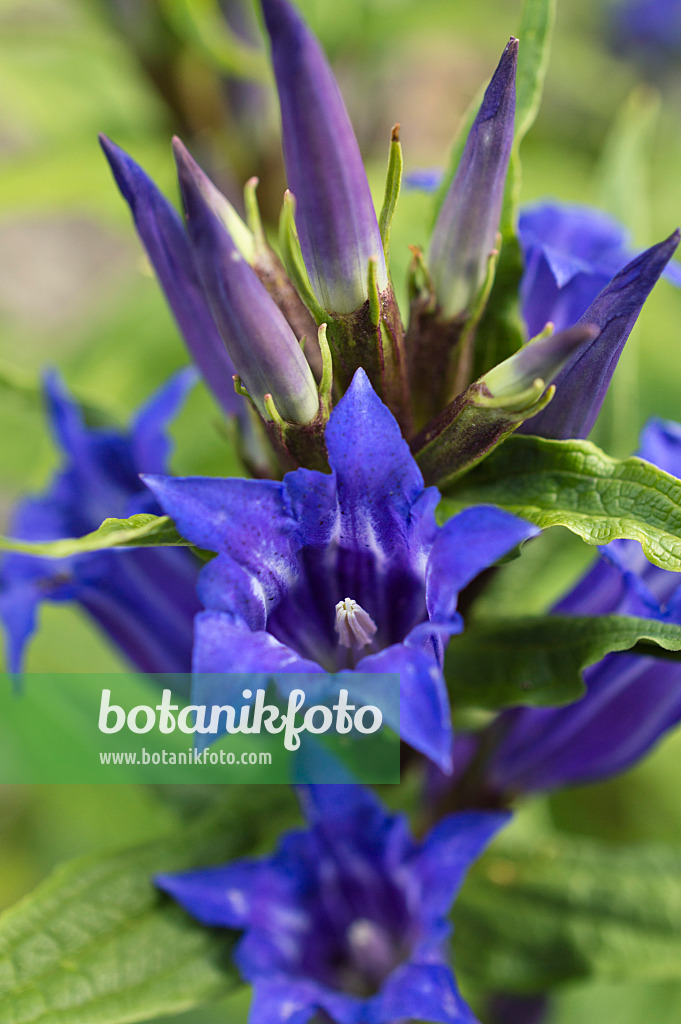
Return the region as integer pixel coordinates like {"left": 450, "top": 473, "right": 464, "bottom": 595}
{"left": 440, "top": 434, "right": 681, "bottom": 572}
{"left": 0, "top": 793, "right": 298, "bottom": 1024}
{"left": 455, "top": 833, "right": 681, "bottom": 992}
{"left": 0, "top": 825, "right": 237, "bottom": 1024}
{"left": 447, "top": 614, "right": 681, "bottom": 710}
{"left": 0, "top": 514, "right": 189, "bottom": 559}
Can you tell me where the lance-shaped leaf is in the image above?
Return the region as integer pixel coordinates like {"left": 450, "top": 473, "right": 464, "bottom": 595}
{"left": 519, "top": 230, "right": 681, "bottom": 439}
{"left": 261, "top": 0, "right": 387, "bottom": 314}
{"left": 446, "top": 613, "right": 681, "bottom": 711}
{"left": 440, "top": 433, "right": 681, "bottom": 572}
{"left": 413, "top": 326, "right": 594, "bottom": 486}
{"left": 455, "top": 833, "right": 681, "bottom": 993}
{"left": 429, "top": 38, "right": 517, "bottom": 321}
{"left": 99, "top": 135, "right": 241, "bottom": 417}
{"left": 0, "top": 513, "right": 191, "bottom": 558}
{"left": 174, "top": 138, "right": 320, "bottom": 425}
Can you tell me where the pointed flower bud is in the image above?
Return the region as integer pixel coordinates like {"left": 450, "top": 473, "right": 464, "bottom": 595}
{"left": 173, "top": 139, "right": 320, "bottom": 426}
{"left": 413, "top": 325, "right": 595, "bottom": 487}
{"left": 519, "top": 229, "right": 681, "bottom": 440}
{"left": 261, "top": 0, "right": 387, "bottom": 314}
{"left": 99, "top": 134, "right": 241, "bottom": 418}
{"left": 429, "top": 38, "right": 518, "bottom": 320}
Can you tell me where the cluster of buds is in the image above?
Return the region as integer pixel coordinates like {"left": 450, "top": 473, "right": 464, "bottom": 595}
{"left": 102, "top": 0, "right": 678, "bottom": 487}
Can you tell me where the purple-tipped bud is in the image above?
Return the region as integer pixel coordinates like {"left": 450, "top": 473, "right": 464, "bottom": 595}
{"left": 99, "top": 134, "right": 240, "bottom": 417}
{"left": 173, "top": 139, "right": 320, "bottom": 425}
{"left": 261, "top": 0, "right": 387, "bottom": 314}
{"left": 519, "top": 229, "right": 681, "bottom": 440}
{"left": 429, "top": 38, "right": 518, "bottom": 320}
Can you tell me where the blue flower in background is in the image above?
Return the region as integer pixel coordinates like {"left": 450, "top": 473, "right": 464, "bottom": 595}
{"left": 519, "top": 201, "right": 681, "bottom": 340}
{"left": 611, "top": 0, "right": 681, "bottom": 74}
{"left": 144, "top": 369, "right": 538, "bottom": 770}
{"left": 444, "top": 418, "right": 681, "bottom": 798}
{"left": 157, "top": 784, "right": 508, "bottom": 1024}
{"left": 0, "top": 371, "right": 201, "bottom": 677}
{"left": 519, "top": 202, "right": 635, "bottom": 338}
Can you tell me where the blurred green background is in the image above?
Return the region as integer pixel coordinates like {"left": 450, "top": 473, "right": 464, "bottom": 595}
{"left": 1, "top": 0, "right": 681, "bottom": 1020}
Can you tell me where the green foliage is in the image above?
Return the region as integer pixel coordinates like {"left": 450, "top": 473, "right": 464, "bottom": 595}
{"left": 0, "top": 823, "right": 240, "bottom": 1024}
{"left": 0, "top": 514, "right": 189, "bottom": 559}
{"left": 441, "top": 434, "right": 681, "bottom": 571}
{"left": 455, "top": 832, "right": 681, "bottom": 992}
{"left": 447, "top": 614, "right": 681, "bottom": 710}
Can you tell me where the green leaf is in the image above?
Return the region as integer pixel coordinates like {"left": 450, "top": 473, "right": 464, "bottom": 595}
{"left": 447, "top": 614, "right": 681, "bottom": 710}
{"left": 157, "top": 0, "right": 269, "bottom": 81}
{"left": 592, "top": 88, "right": 661, "bottom": 455}
{"left": 594, "top": 86, "right": 660, "bottom": 245}
{"left": 0, "top": 793, "right": 299, "bottom": 1024}
{"left": 0, "top": 826, "right": 236, "bottom": 1024}
{"left": 440, "top": 434, "right": 681, "bottom": 572}
{"left": 513, "top": 0, "right": 557, "bottom": 154}
{"left": 455, "top": 833, "right": 681, "bottom": 992}
{"left": 0, "top": 515, "right": 190, "bottom": 559}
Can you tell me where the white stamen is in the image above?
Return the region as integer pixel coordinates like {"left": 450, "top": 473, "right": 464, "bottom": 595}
{"left": 335, "top": 598, "right": 377, "bottom": 649}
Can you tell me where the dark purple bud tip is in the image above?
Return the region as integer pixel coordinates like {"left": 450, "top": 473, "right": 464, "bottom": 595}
{"left": 261, "top": 0, "right": 387, "bottom": 314}
{"left": 521, "top": 228, "right": 681, "bottom": 440}
{"left": 99, "top": 133, "right": 242, "bottom": 417}
{"left": 429, "top": 38, "right": 518, "bottom": 319}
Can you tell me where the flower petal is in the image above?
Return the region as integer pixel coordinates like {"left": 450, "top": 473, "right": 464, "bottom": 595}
{"left": 356, "top": 644, "right": 453, "bottom": 771}
{"left": 131, "top": 368, "right": 197, "bottom": 474}
{"left": 411, "top": 811, "right": 510, "bottom": 919}
{"left": 192, "top": 611, "right": 323, "bottom": 674}
{"left": 426, "top": 506, "right": 539, "bottom": 622}
{"left": 156, "top": 861, "right": 263, "bottom": 928}
{"left": 375, "top": 963, "right": 478, "bottom": 1024}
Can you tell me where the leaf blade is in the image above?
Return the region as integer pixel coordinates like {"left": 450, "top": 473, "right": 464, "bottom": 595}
{"left": 441, "top": 434, "right": 681, "bottom": 572}
{"left": 447, "top": 614, "right": 681, "bottom": 710}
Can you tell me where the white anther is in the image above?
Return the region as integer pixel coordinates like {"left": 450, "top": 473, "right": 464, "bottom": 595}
{"left": 335, "top": 598, "right": 377, "bottom": 649}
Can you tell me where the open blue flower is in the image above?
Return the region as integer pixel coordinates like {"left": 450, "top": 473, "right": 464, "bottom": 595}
{"left": 0, "top": 371, "right": 201, "bottom": 677}
{"left": 157, "top": 784, "right": 508, "bottom": 1024}
{"left": 145, "top": 369, "right": 537, "bottom": 769}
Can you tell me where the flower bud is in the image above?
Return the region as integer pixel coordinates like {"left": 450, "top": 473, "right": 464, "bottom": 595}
{"left": 261, "top": 0, "right": 387, "bottom": 314}
{"left": 429, "top": 38, "right": 518, "bottom": 320}
{"left": 174, "top": 138, "right": 320, "bottom": 425}
{"left": 520, "top": 230, "right": 681, "bottom": 439}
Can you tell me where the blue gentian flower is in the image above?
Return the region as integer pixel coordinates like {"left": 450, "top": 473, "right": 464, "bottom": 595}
{"left": 611, "top": 0, "right": 681, "bottom": 73}
{"left": 144, "top": 369, "right": 538, "bottom": 769}
{"left": 100, "top": 135, "right": 243, "bottom": 420}
{"left": 0, "top": 371, "right": 201, "bottom": 677}
{"left": 156, "top": 784, "right": 509, "bottom": 1024}
{"left": 444, "top": 418, "right": 681, "bottom": 798}
{"left": 172, "top": 137, "right": 320, "bottom": 425}
{"left": 519, "top": 201, "right": 681, "bottom": 339}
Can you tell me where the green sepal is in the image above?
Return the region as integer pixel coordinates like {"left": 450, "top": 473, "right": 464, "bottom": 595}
{"left": 378, "top": 124, "right": 403, "bottom": 266}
